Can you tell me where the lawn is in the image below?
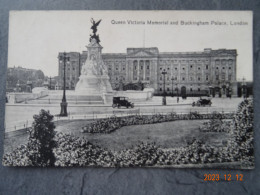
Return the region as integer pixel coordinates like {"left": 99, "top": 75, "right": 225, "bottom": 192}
{"left": 4, "top": 119, "right": 230, "bottom": 153}
{"left": 54, "top": 119, "right": 229, "bottom": 151}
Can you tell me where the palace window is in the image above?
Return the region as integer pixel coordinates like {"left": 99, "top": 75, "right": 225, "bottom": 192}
{"left": 190, "top": 65, "right": 193, "bottom": 68}
{"left": 206, "top": 65, "right": 208, "bottom": 70}
{"left": 198, "top": 67, "right": 201, "bottom": 70}
{"left": 160, "top": 77, "right": 162, "bottom": 81}
{"left": 229, "top": 67, "right": 231, "bottom": 70}
{"left": 198, "top": 77, "right": 201, "bottom": 81}
{"left": 133, "top": 60, "right": 138, "bottom": 69}
{"left": 146, "top": 77, "right": 150, "bottom": 80}
{"left": 147, "top": 65, "right": 150, "bottom": 69}
{"left": 140, "top": 65, "right": 143, "bottom": 70}
{"left": 190, "top": 88, "right": 193, "bottom": 92}
{"left": 222, "top": 67, "right": 225, "bottom": 69}
{"left": 216, "top": 75, "right": 219, "bottom": 80}
{"left": 160, "top": 88, "right": 162, "bottom": 91}
{"left": 206, "top": 76, "right": 209, "bottom": 81}
{"left": 175, "top": 67, "right": 178, "bottom": 70}
{"left": 221, "top": 59, "right": 226, "bottom": 65}
{"left": 182, "top": 77, "right": 185, "bottom": 81}
{"left": 167, "top": 88, "right": 170, "bottom": 91}
{"left": 198, "top": 88, "right": 200, "bottom": 92}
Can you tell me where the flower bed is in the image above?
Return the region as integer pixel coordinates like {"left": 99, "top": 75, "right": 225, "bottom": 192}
{"left": 2, "top": 133, "right": 239, "bottom": 167}
{"left": 82, "top": 112, "right": 234, "bottom": 134}
{"left": 199, "top": 119, "right": 233, "bottom": 133}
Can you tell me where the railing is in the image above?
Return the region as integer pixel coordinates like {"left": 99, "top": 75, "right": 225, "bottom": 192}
{"left": 4, "top": 108, "right": 235, "bottom": 133}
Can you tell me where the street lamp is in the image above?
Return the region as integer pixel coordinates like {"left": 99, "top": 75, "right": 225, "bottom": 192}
{"left": 176, "top": 85, "right": 179, "bottom": 96}
{"left": 242, "top": 77, "right": 247, "bottom": 99}
{"left": 59, "top": 52, "right": 70, "bottom": 117}
{"left": 171, "top": 77, "right": 174, "bottom": 97}
{"left": 49, "top": 76, "right": 52, "bottom": 90}
{"left": 226, "top": 82, "right": 231, "bottom": 98}
{"left": 162, "top": 69, "right": 167, "bottom": 105}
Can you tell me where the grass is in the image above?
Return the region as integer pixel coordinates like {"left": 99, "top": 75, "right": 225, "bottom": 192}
{"left": 54, "top": 119, "right": 229, "bottom": 151}
{"left": 4, "top": 119, "right": 230, "bottom": 153}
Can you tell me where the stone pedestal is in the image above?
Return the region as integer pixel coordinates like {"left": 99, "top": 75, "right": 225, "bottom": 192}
{"left": 75, "top": 75, "right": 103, "bottom": 95}
{"left": 75, "top": 38, "right": 113, "bottom": 100}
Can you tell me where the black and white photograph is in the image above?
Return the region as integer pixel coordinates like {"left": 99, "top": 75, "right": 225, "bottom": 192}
{"left": 2, "top": 11, "right": 253, "bottom": 168}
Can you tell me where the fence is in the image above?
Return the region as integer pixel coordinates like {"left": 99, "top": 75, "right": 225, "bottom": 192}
{"left": 4, "top": 107, "right": 235, "bottom": 134}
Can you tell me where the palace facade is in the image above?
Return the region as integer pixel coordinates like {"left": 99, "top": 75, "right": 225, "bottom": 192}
{"left": 58, "top": 47, "right": 237, "bottom": 97}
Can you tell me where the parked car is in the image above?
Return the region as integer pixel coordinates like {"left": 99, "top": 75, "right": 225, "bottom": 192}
{"left": 192, "top": 98, "right": 212, "bottom": 107}
{"left": 112, "top": 97, "right": 134, "bottom": 108}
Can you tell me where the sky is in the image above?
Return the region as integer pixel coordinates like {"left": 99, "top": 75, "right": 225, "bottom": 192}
{"left": 8, "top": 11, "right": 253, "bottom": 81}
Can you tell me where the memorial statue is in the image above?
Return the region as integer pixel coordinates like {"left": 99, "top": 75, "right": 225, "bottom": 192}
{"left": 89, "top": 18, "right": 101, "bottom": 43}
{"left": 75, "top": 18, "right": 112, "bottom": 97}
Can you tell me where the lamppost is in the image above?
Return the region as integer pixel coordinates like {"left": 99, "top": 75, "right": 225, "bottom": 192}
{"left": 171, "top": 77, "right": 174, "bottom": 97}
{"left": 242, "top": 77, "right": 247, "bottom": 99}
{"left": 59, "top": 52, "right": 70, "bottom": 117}
{"left": 49, "top": 76, "right": 52, "bottom": 90}
{"left": 226, "top": 82, "right": 231, "bottom": 98}
{"left": 162, "top": 69, "right": 167, "bottom": 105}
{"left": 176, "top": 83, "right": 179, "bottom": 97}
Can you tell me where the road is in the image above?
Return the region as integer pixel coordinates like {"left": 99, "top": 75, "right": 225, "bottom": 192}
{"left": 4, "top": 97, "right": 244, "bottom": 132}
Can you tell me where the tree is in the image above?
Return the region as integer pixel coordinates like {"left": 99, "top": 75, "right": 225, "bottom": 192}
{"left": 27, "top": 109, "right": 57, "bottom": 166}
{"left": 232, "top": 99, "right": 254, "bottom": 166}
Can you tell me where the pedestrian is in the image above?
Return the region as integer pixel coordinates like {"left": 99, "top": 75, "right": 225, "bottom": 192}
{"left": 177, "top": 97, "right": 179, "bottom": 103}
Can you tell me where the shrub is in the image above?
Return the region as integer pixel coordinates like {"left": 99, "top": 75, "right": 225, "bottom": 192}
{"left": 3, "top": 109, "right": 57, "bottom": 166}
{"left": 2, "top": 145, "right": 32, "bottom": 166}
{"left": 232, "top": 99, "right": 254, "bottom": 166}
{"left": 114, "top": 142, "right": 164, "bottom": 167}
{"left": 27, "top": 109, "right": 57, "bottom": 166}
{"left": 53, "top": 133, "right": 115, "bottom": 167}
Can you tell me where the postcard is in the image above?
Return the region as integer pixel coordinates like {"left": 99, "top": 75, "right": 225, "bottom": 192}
{"left": 3, "top": 11, "right": 253, "bottom": 168}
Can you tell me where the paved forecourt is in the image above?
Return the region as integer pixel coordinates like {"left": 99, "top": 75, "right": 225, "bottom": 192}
{"left": 4, "top": 97, "right": 244, "bottom": 132}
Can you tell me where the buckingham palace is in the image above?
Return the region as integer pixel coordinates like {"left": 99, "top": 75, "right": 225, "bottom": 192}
{"left": 58, "top": 47, "right": 237, "bottom": 97}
